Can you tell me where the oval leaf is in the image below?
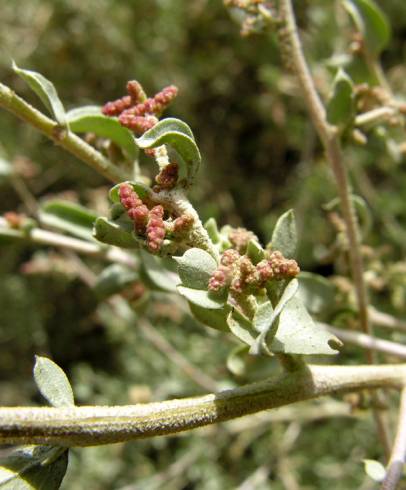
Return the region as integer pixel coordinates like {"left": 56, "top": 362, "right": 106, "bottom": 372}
{"left": 247, "top": 239, "right": 265, "bottom": 265}
{"left": 67, "top": 106, "right": 139, "bottom": 160}
{"left": 327, "top": 69, "right": 355, "bottom": 127}
{"left": 177, "top": 286, "right": 225, "bottom": 309}
{"left": 0, "top": 446, "right": 68, "bottom": 490}
{"left": 33, "top": 356, "right": 74, "bottom": 407}
{"left": 343, "top": 0, "right": 391, "bottom": 57}
{"left": 136, "top": 118, "right": 201, "bottom": 187}
{"left": 140, "top": 250, "right": 179, "bottom": 293}
{"left": 227, "top": 310, "right": 256, "bottom": 347}
{"left": 94, "top": 264, "right": 139, "bottom": 300}
{"left": 298, "top": 272, "right": 336, "bottom": 318}
{"left": 12, "top": 61, "right": 66, "bottom": 126}
{"left": 174, "top": 248, "right": 218, "bottom": 289}
{"left": 270, "top": 209, "right": 297, "bottom": 258}
{"left": 189, "top": 302, "right": 230, "bottom": 332}
{"left": 269, "top": 296, "right": 341, "bottom": 355}
{"left": 93, "top": 217, "right": 139, "bottom": 249}
{"left": 40, "top": 200, "right": 97, "bottom": 241}
{"left": 227, "top": 344, "right": 249, "bottom": 377}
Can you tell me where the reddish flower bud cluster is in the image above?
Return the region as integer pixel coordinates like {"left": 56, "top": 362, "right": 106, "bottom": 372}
{"left": 154, "top": 163, "right": 179, "bottom": 191}
{"left": 119, "top": 183, "right": 149, "bottom": 233}
{"left": 208, "top": 265, "right": 232, "bottom": 292}
{"left": 102, "top": 96, "right": 133, "bottom": 117}
{"left": 257, "top": 251, "right": 300, "bottom": 281}
{"left": 208, "top": 248, "right": 299, "bottom": 295}
{"left": 146, "top": 205, "right": 165, "bottom": 253}
{"left": 208, "top": 249, "right": 241, "bottom": 292}
{"left": 103, "top": 81, "right": 178, "bottom": 135}
{"left": 102, "top": 80, "right": 146, "bottom": 117}
{"left": 118, "top": 114, "right": 158, "bottom": 134}
{"left": 229, "top": 227, "right": 258, "bottom": 254}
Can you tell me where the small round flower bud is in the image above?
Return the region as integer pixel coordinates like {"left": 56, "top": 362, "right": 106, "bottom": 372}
{"left": 173, "top": 213, "right": 194, "bottom": 234}
{"left": 229, "top": 227, "right": 258, "bottom": 254}
{"left": 220, "top": 249, "right": 241, "bottom": 266}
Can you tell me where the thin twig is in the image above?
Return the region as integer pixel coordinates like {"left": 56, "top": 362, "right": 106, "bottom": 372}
{"left": 0, "top": 363, "right": 404, "bottom": 447}
{"left": 370, "top": 307, "right": 406, "bottom": 333}
{"left": 0, "top": 217, "right": 137, "bottom": 269}
{"left": 278, "top": 0, "right": 391, "bottom": 458}
{"left": 320, "top": 323, "right": 406, "bottom": 360}
{"left": 380, "top": 387, "right": 406, "bottom": 490}
{"left": 0, "top": 82, "right": 126, "bottom": 183}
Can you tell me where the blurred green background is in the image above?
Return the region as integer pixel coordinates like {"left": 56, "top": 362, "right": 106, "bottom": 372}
{"left": 1, "top": 1, "right": 406, "bottom": 488}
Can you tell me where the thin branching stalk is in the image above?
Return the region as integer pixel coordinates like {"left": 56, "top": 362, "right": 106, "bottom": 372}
{"left": 380, "top": 387, "right": 406, "bottom": 490}
{"left": 0, "top": 217, "right": 137, "bottom": 269}
{"left": 0, "top": 364, "right": 404, "bottom": 447}
{"left": 0, "top": 82, "right": 126, "bottom": 183}
{"left": 320, "top": 323, "right": 406, "bottom": 360}
{"left": 278, "top": 0, "right": 391, "bottom": 457}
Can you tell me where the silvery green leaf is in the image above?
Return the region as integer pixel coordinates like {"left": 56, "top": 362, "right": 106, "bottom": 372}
{"left": 189, "top": 302, "right": 230, "bottom": 332}
{"left": 298, "top": 272, "right": 336, "bottom": 318}
{"left": 269, "top": 296, "right": 341, "bottom": 355}
{"left": 93, "top": 264, "right": 139, "bottom": 300}
{"left": 271, "top": 209, "right": 297, "bottom": 258}
{"left": 136, "top": 118, "right": 201, "bottom": 187}
{"left": 93, "top": 217, "right": 139, "bottom": 249}
{"left": 246, "top": 239, "right": 265, "bottom": 265}
{"left": 39, "top": 200, "right": 97, "bottom": 242}
{"left": 177, "top": 286, "right": 225, "bottom": 309}
{"left": 33, "top": 356, "right": 74, "bottom": 407}
{"left": 326, "top": 69, "right": 355, "bottom": 127}
{"left": 204, "top": 218, "right": 221, "bottom": 244}
{"left": 140, "top": 251, "right": 179, "bottom": 293}
{"left": 12, "top": 62, "right": 66, "bottom": 126}
{"left": 227, "top": 310, "right": 256, "bottom": 347}
{"left": 343, "top": 0, "right": 390, "bottom": 57}
{"left": 67, "top": 106, "right": 138, "bottom": 160}
{"left": 174, "top": 248, "right": 218, "bottom": 289}
{"left": 0, "top": 446, "right": 68, "bottom": 490}
{"left": 227, "top": 345, "right": 249, "bottom": 377}
{"left": 253, "top": 301, "right": 274, "bottom": 333}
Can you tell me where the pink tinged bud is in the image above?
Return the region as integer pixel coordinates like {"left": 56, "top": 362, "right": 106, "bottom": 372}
{"left": 126, "top": 80, "right": 146, "bottom": 103}
{"left": 220, "top": 249, "right": 240, "bottom": 266}
{"left": 102, "top": 96, "right": 132, "bottom": 116}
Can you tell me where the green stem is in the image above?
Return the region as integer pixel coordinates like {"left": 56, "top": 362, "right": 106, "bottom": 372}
{"left": 0, "top": 82, "right": 126, "bottom": 183}
{"left": 0, "top": 364, "right": 404, "bottom": 447}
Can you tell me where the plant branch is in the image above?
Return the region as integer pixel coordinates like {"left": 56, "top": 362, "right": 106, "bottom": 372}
{"left": 278, "top": 0, "right": 372, "bottom": 350}
{"left": 0, "top": 217, "right": 137, "bottom": 269}
{"left": 369, "top": 307, "right": 406, "bottom": 333}
{"left": 0, "top": 364, "right": 405, "bottom": 447}
{"left": 278, "top": 0, "right": 390, "bottom": 457}
{"left": 0, "top": 82, "right": 126, "bottom": 183}
{"left": 381, "top": 387, "right": 406, "bottom": 490}
{"left": 320, "top": 323, "right": 406, "bottom": 360}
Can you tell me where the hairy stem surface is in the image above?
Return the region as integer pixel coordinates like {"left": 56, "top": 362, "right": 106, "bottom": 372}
{"left": 0, "top": 364, "right": 404, "bottom": 447}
